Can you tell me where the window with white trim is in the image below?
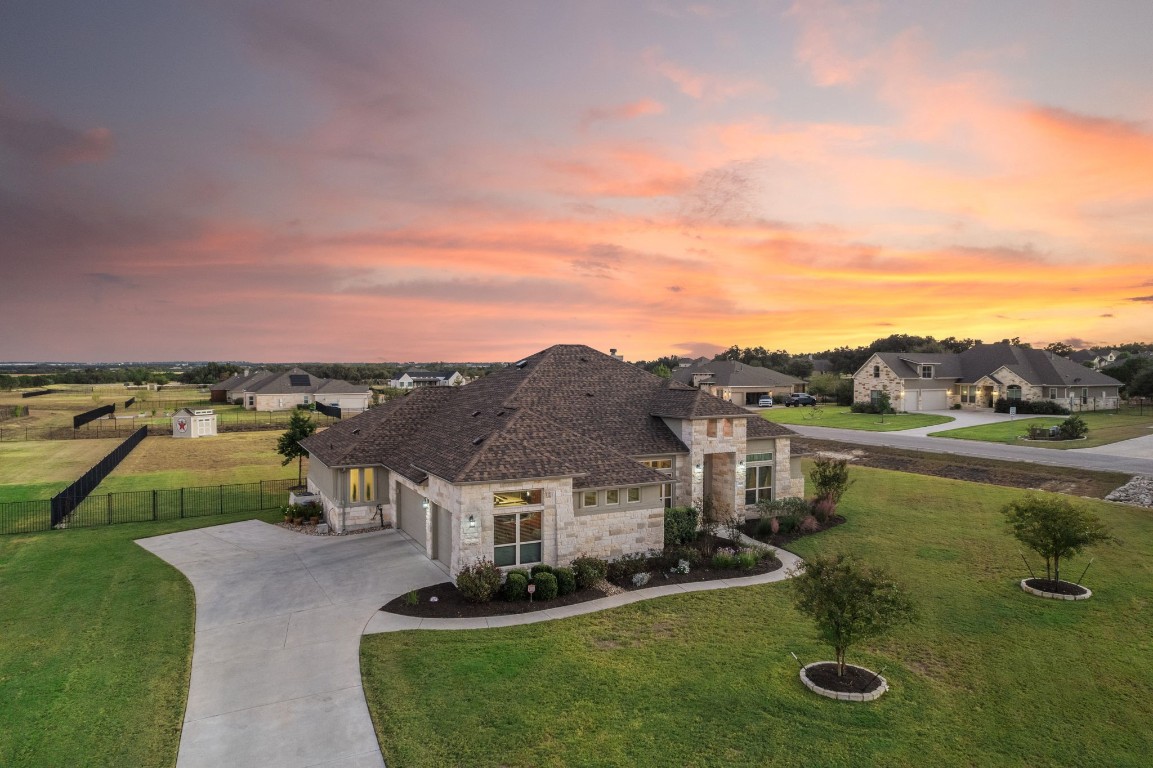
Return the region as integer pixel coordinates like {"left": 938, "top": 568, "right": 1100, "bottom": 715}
{"left": 582, "top": 490, "right": 598, "bottom": 508}
{"left": 1007, "top": 385, "right": 1022, "bottom": 401}
{"left": 920, "top": 365, "right": 933, "bottom": 379}
{"left": 745, "top": 465, "right": 773, "bottom": 505}
{"left": 605, "top": 489, "right": 619, "bottom": 505}
{"left": 627, "top": 487, "right": 640, "bottom": 503}
{"left": 872, "top": 365, "right": 880, "bottom": 378}
{"left": 493, "top": 510, "right": 542, "bottom": 566}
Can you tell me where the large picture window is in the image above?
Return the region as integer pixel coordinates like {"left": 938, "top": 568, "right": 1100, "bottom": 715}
{"left": 745, "top": 465, "right": 773, "bottom": 505}
{"left": 1006, "top": 385, "right": 1022, "bottom": 401}
{"left": 493, "top": 511, "right": 542, "bottom": 566}
{"left": 348, "top": 468, "right": 375, "bottom": 503}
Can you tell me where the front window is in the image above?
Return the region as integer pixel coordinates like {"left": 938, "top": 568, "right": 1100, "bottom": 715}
{"left": 493, "top": 511, "right": 542, "bottom": 566}
{"left": 870, "top": 389, "right": 882, "bottom": 406}
{"left": 493, "top": 489, "right": 542, "bottom": 507}
{"left": 627, "top": 487, "right": 640, "bottom": 503}
{"left": 348, "top": 468, "right": 375, "bottom": 503}
{"left": 1007, "top": 385, "right": 1022, "bottom": 401}
{"left": 641, "top": 458, "right": 673, "bottom": 470}
{"left": 1081, "top": 388, "right": 1088, "bottom": 404}
{"left": 1048, "top": 388, "right": 1058, "bottom": 399}
{"left": 745, "top": 465, "right": 773, "bottom": 505}
{"left": 582, "top": 491, "right": 597, "bottom": 508}
{"left": 605, "top": 489, "right": 619, "bottom": 505}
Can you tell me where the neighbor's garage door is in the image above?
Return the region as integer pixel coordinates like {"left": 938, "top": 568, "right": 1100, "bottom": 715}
{"left": 397, "top": 483, "right": 427, "bottom": 549}
{"left": 918, "top": 390, "right": 949, "bottom": 411}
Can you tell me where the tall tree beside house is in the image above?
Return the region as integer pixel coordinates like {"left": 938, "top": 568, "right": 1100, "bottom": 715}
{"left": 277, "top": 410, "right": 317, "bottom": 486}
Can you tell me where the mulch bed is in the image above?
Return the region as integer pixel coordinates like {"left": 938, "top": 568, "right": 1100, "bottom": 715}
{"left": 382, "top": 546, "right": 784, "bottom": 619}
{"left": 1024, "top": 578, "right": 1089, "bottom": 596}
{"left": 741, "top": 515, "right": 846, "bottom": 548}
{"left": 804, "top": 662, "right": 885, "bottom": 694}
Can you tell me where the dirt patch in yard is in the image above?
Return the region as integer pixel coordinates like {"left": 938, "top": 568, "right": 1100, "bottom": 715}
{"left": 794, "top": 438, "right": 1132, "bottom": 500}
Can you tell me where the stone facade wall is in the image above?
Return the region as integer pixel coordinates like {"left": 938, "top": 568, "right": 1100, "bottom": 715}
{"left": 853, "top": 355, "right": 904, "bottom": 406}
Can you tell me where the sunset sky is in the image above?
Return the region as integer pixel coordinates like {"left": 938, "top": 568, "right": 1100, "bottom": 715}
{"left": 2, "top": 1, "right": 1152, "bottom": 363}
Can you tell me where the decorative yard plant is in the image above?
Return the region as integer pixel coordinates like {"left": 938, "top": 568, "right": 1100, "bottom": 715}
{"left": 1003, "top": 495, "right": 1111, "bottom": 585}
{"left": 791, "top": 554, "right": 916, "bottom": 678}
{"left": 277, "top": 410, "right": 316, "bottom": 486}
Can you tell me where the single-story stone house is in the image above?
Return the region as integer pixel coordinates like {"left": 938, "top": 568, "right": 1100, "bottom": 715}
{"left": 672, "top": 358, "right": 805, "bottom": 405}
{"left": 388, "top": 370, "right": 465, "bottom": 389}
{"left": 300, "top": 344, "right": 803, "bottom": 576}
{"left": 853, "top": 342, "right": 1122, "bottom": 411}
{"left": 225, "top": 368, "right": 370, "bottom": 413}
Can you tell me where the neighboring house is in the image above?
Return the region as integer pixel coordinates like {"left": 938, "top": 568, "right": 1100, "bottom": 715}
{"left": 299, "top": 344, "right": 804, "bottom": 575}
{"left": 388, "top": 370, "right": 465, "bottom": 389}
{"left": 853, "top": 343, "right": 1122, "bottom": 412}
{"left": 672, "top": 358, "right": 805, "bottom": 405}
{"left": 210, "top": 369, "right": 272, "bottom": 403}
{"left": 1067, "top": 350, "right": 1098, "bottom": 368}
{"left": 225, "top": 368, "right": 371, "bottom": 413}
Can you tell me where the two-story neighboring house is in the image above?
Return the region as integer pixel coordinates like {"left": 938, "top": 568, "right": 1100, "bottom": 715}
{"left": 299, "top": 345, "right": 804, "bottom": 576}
{"left": 853, "top": 342, "right": 1122, "bottom": 411}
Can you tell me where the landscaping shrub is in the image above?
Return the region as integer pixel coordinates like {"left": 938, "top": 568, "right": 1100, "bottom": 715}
{"left": 711, "top": 548, "right": 740, "bottom": 569}
{"left": 850, "top": 402, "right": 877, "bottom": 414}
{"left": 1059, "top": 414, "right": 1089, "bottom": 440}
{"left": 455, "top": 558, "right": 503, "bottom": 604}
{"left": 632, "top": 572, "right": 651, "bottom": 587}
{"left": 737, "top": 549, "right": 758, "bottom": 569}
{"left": 571, "top": 556, "right": 608, "bottom": 589}
{"left": 813, "top": 497, "right": 837, "bottom": 524}
{"left": 532, "top": 572, "right": 558, "bottom": 600}
{"left": 530, "top": 564, "right": 555, "bottom": 577}
{"left": 994, "top": 399, "right": 1070, "bottom": 415}
{"left": 798, "top": 515, "right": 821, "bottom": 534}
{"left": 608, "top": 552, "right": 652, "bottom": 582}
{"left": 755, "top": 497, "right": 810, "bottom": 537}
{"left": 503, "top": 571, "right": 529, "bottom": 601}
{"left": 554, "top": 567, "right": 576, "bottom": 596}
{"left": 664, "top": 505, "right": 698, "bottom": 546}
{"left": 657, "top": 545, "right": 701, "bottom": 571}
{"left": 810, "top": 456, "right": 854, "bottom": 505}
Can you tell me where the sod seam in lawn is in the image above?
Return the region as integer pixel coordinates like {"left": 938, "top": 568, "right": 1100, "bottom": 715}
{"left": 361, "top": 467, "right": 1153, "bottom": 768}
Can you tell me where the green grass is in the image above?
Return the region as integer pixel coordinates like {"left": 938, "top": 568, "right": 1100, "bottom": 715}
{"left": 761, "top": 407, "right": 955, "bottom": 431}
{"left": 930, "top": 410, "right": 1153, "bottom": 448}
{"left": 0, "top": 439, "right": 122, "bottom": 502}
{"left": 93, "top": 432, "right": 301, "bottom": 493}
{"left": 0, "top": 508, "right": 283, "bottom": 767}
{"left": 361, "top": 468, "right": 1153, "bottom": 767}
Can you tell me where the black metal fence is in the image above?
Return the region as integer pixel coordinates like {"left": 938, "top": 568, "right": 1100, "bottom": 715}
{"left": 0, "top": 410, "right": 340, "bottom": 442}
{"left": 1, "top": 405, "right": 29, "bottom": 421}
{"left": 50, "top": 426, "right": 147, "bottom": 526}
{"left": 314, "top": 401, "right": 341, "bottom": 418}
{"left": 1, "top": 478, "right": 298, "bottom": 535}
{"left": 73, "top": 404, "right": 116, "bottom": 429}
{"left": 21, "top": 389, "right": 56, "bottom": 398}
{"left": 124, "top": 396, "right": 136, "bottom": 408}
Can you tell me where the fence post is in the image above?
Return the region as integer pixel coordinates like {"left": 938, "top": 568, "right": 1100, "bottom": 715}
{"left": 219, "top": 485, "right": 224, "bottom": 515}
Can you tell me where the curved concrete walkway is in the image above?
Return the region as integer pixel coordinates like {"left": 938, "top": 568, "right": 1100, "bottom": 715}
{"left": 137, "top": 520, "right": 801, "bottom": 768}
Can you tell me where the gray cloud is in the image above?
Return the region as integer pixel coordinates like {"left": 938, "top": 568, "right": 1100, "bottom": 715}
{"left": 0, "top": 88, "right": 113, "bottom": 168}
{"left": 1128, "top": 295, "right": 1153, "bottom": 302}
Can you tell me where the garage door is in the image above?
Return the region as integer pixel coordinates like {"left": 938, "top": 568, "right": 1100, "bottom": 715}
{"left": 397, "top": 483, "right": 427, "bottom": 549}
{"left": 917, "top": 390, "right": 949, "bottom": 411}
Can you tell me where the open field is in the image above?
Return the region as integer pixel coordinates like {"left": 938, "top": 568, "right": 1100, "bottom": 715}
{"left": 929, "top": 410, "right": 1153, "bottom": 448}
{"left": 0, "top": 509, "right": 283, "bottom": 768}
{"left": 0, "top": 439, "right": 122, "bottom": 503}
{"left": 760, "top": 407, "right": 955, "bottom": 431}
{"left": 361, "top": 467, "right": 1152, "bottom": 767}
{"left": 93, "top": 432, "right": 304, "bottom": 493}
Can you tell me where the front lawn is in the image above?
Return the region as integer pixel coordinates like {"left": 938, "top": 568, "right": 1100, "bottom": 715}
{"left": 929, "top": 410, "right": 1153, "bottom": 448}
{"left": 361, "top": 468, "right": 1152, "bottom": 767}
{"left": 760, "top": 407, "right": 954, "bottom": 431}
{"left": 0, "top": 509, "right": 282, "bottom": 767}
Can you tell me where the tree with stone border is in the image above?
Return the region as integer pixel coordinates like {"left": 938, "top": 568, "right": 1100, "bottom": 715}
{"left": 1003, "top": 495, "right": 1111, "bottom": 586}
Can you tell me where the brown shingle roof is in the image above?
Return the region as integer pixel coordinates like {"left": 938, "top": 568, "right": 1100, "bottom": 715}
{"left": 300, "top": 344, "right": 794, "bottom": 487}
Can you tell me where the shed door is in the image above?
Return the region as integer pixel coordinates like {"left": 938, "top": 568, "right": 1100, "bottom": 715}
{"left": 397, "top": 483, "right": 427, "bottom": 549}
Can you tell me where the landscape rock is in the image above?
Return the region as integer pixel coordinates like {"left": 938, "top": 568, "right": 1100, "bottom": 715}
{"left": 1105, "top": 476, "right": 1153, "bottom": 508}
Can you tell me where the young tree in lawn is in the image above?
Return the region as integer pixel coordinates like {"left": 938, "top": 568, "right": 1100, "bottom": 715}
{"left": 809, "top": 456, "right": 854, "bottom": 508}
{"left": 791, "top": 554, "right": 916, "bottom": 678}
{"left": 278, "top": 410, "right": 316, "bottom": 486}
{"left": 1003, "top": 495, "right": 1111, "bottom": 585}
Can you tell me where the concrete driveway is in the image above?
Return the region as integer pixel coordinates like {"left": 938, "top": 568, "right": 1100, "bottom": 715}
{"left": 137, "top": 520, "right": 446, "bottom": 768}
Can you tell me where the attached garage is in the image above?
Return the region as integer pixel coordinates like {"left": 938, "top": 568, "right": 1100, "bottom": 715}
{"left": 902, "top": 389, "right": 949, "bottom": 411}
{"left": 397, "top": 483, "right": 427, "bottom": 549}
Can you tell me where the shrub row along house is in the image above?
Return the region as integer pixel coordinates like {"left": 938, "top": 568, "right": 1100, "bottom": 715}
{"left": 210, "top": 368, "right": 370, "bottom": 413}
{"left": 300, "top": 345, "right": 803, "bottom": 575}
{"left": 672, "top": 358, "right": 806, "bottom": 405}
{"left": 853, "top": 342, "right": 1122, "bottom": 412}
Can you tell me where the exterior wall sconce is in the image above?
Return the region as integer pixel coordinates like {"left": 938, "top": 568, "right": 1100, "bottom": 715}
{"left": 421, "top": 498, "right": 430, "bottom": 512}
{"left": 467, "top": 514, "right": 477, "bottom": 529}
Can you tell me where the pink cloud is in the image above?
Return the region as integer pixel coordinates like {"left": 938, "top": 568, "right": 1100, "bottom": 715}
{"left": 580, "top": 98, "right": 665, "bottom": 130}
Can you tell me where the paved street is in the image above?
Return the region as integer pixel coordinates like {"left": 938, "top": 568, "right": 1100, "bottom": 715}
{"left": 787, "top": 409, "right": 1153, "bottom": 475}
